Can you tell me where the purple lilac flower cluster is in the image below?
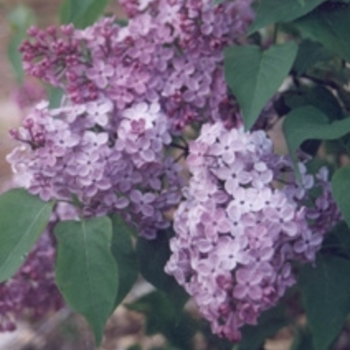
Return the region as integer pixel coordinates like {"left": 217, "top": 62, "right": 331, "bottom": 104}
{"left": 19, "top": 0, "right": 254, "bottom": 131}
{"left": 165, "top": 122, "right": 340, "bottom": 341}
{"left": 7, "top": 98, "right": 182, "bottom": 238}
{"left": 6, "top": 0, "right": 341, "bottom": 341}
{"left": 9, "top": 0, "right": 255, "bottom": 238}
{"left": 0, "top": 230, "right": 63, "bottom": 332}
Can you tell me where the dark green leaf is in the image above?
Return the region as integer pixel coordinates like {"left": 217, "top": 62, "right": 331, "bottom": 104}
{"left": 0, "top": 189, "right": 54, "bottom": 282}
{"left": 284, "top": 86, "right": 344, "bottom": 121}
{"left": 322, "top": 221, "right": 350, "bottom": 259}
{"left": 305, "top": 157, "right": 334, "bottom": 177}
{"left": 110, "top": 214, "right": 138, "bottom": 306}
{"left": 298, "top": 256, "right": 350, "bottom": 350}
{"left": 54, "top": 217, "right": 118, "bottom": 345}
{"left": 60, "top": 0, "right": 110, "bottom": 28}
{"left": 127, "top": 291, "right": 196, "bottom": 350}
{"left": 248, "top": 0, "right": 326, "bottom": 34}
{"left": 282, "top": 106, "right": 350, "bottom": 170}
{"left": 293, "top": 39, "right": 334, "bottom": 75}
{"left": 224, "top": 42, "right": 298, "bottom": 130}
{"left": 294, "top": 2, "right": 350, "bottom": 62}
{"left": 127, "top": 345, "right": 142, "bottom": 350}
{"left": 332, "top": 166, "right": 350, "bottom": 228}
{"left": 137, "top": 231, "right": 188, "bottom": 313}
{"left": 238, "top": 305, "right": 287, "bottom": 350}
{"left": 126, "top": 344, "right": 142, "bottom": 350}
{"left": 290, "top": 327, "right": 315, "bottom": 350}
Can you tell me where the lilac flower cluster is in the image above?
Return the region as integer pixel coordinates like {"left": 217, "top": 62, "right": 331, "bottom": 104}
{"left": 7, "top": 0, "right": 342, "bottom": 341}
{"left": 0, "top": 231, "right": 63, "bottom": 332}
{"left": 10, "top": 0, "right": 255, "bottom": 238}
{"left": 7, "top": 98, "right": 182, "bottom": 238}
{"left": 165, "top": 122, "right": 340, "bottom": 341}
{"left": 19, "top": 0, "right": 254, "bottom": 131}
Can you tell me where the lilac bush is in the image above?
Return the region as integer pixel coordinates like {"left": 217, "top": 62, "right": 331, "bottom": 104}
{"left": 2, "top": 0, "right": 350, "bottom": 348}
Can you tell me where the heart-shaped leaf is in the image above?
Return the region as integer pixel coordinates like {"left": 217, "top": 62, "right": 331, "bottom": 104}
{"left": 54, "top": 216, "right": 118, "bottom": 345}
{"left": 225, "top": 42, "right": 297, "bottom": 130}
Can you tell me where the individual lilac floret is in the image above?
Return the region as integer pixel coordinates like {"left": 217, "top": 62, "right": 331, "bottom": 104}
{"left": 165, "top": 121, "right": 340, "bottom": 341}
{"left": 7, "top": 98, "right": 183, "bottom": 239}
{"left": 20, "top": 0, "right": 255, "bottom": 132}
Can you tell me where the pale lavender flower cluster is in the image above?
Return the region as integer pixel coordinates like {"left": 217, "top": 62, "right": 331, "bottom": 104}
{"left": 7, "top": 98, "right": 182, "bottom": 239}
{"left": 10, "top": 0, "right": 255, "bottom": 239}
{"left": 165, "top": 122, "right": 340, "bottom": 341}
{"left": 19, "top": 0, "right": 254, "bottom": 131}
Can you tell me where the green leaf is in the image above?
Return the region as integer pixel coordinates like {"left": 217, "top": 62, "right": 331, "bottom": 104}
{"left": 137, "top": 231, "right": 188, "bottom": 313}
{"left": 8, "top": 35, "right": 25, "bottom": 84}
{"left": 322, "top": 221, "right": 350, "bottom": 259}
{"left": 0, "top": 189, "right": 54, "bottom": 283}
{"left": 127, "top": 346, "right": 142, "bottom": 350}
{"left": 248, "top": 0, "right": 326, "bottom": 34}
{"left": 0, "top": 188, "right": 54, "bottom": 282}
{"left": 224, "top": 42, "right": 298, "bottom": 130}
{"left": 292, "top": 39, "right": 334, "bottom": 75}
{"left": 54, "top": 216, "right": 118, "bottom": 345}
{"left": 7, "top": 5, "right": 36, "bottom": 83}
{"left": 238, "top": 305, "right": 287, "bottom": 350}
{"left": 127, "top": 291, "right": 196, "bottom": 350}
{"left": 290, "top": 327, "right": 315, "bottom": 350}
{"left": 294, "top": 2, "right": 350, "bottom": 62}
{"left": 298, "top": 256, "right": 350, "bottom": 350}
{"left": 48, "top": 87, "right": 64, "bottom": 109}
{"left": 284, "top": 86, "right": 344, "bottom": 121}
{"left": 60, "top": 0, "right": 110, "bottom": 28}
{"left": 74, "top": 0, "right": 110, "bottom": 28}
{"left": 110, "top": 214, "right": 138, "bottom": 306}
{"left": 282, "top": 106, "right": 350, "bottom": 169}
{"left": 332, "top": 166, "right": 350, "bottom": 228}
